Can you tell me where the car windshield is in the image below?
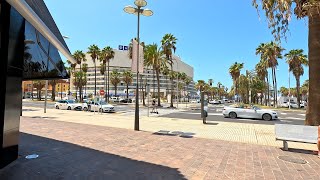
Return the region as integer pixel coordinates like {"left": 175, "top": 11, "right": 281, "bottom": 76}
{"left": 67, "top": 100, "right": 75, "bottom": 104}
{"left": 252, "top": 106, "right": 261, "bottom": 110}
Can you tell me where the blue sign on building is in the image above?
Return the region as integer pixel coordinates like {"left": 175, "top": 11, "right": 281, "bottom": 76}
{"left": 124, "top": 46, "right": 128, "bottom": 50}
{"left": 119, "top": 45, "right": 124, "bottom": 50}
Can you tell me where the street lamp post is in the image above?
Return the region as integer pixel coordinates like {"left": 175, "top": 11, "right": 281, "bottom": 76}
{"left": 288, "top": 66, "right": 291, "bottom": 109}
{"left": 124, "top": 0, "right": 153, "bottom": 131}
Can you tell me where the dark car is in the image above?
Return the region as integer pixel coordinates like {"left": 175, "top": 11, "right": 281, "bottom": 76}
{"left": 120, "top": 98, "right": 132, "bottom": 103}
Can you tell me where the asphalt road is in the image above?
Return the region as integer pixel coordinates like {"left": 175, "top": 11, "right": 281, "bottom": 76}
{"left": 23, "top": 101, "right": 306, "bottom": 125}
{"left": 160, "top": 105, "right": 307, "bottom": 125}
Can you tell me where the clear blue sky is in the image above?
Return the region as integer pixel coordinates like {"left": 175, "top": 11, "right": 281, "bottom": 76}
{"left": 45, "top": 0, "right": 309, "bottom": 89}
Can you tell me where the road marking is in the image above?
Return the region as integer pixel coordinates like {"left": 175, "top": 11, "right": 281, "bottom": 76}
{"left": 280, "top": 113, "right": 287, "bottom": 115}
{"left": 298, "top": 114, "right": 306, "bottom": 116}
{"left": 177, "top": 112, "right": 223, "bottom": 116}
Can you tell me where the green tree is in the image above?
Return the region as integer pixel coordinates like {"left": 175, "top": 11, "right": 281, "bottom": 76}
{"left": 285, "top": 49, "right": 308, "bottom": 108}
{"left": 255, "top": 60, "right": 268, "bottom": 105}
{"left": 100, "top": 46, "right": 115, "bottom": 102}
{"left": 229, "top": 62, "right": 244, "bottom": 101}
{"left": 144, "top": 43, "right": 166, "bottom": 106}
{"left": 33, "top": 80, "right": 45, "bottom": 100}
{"left": 49, "top": 80, "right": 57, "bottom": 101}
{"left": 123, "top": 70, "right": 133, "bottom": 99}
{"left": 88, "top": 44, "right": 100, "bottom": 97}
{"left": 280, "top": 87, "right": 289, "bottom": 97}
{"left": 161, "top": 34, "right": 177, "bottom": 108}
{"left": 110, "top": 70, "right": 121, "bottom": 97}
{"left": 195, "top": 80, "right": 206, "bottom": 92}
{"left": 252, "top": 0, "right": 320, "bottom": 125}
{"left": 73, "top": 50, "right": 86, "bottom": 101}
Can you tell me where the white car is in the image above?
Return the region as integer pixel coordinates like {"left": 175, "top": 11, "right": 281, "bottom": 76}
{"left": 88, "top": 101, "right": 115, "bottom": 113}
{"left": 55, "top": 100, "right": 82, "bottom": 110}
{"left": 289, "top": 102, "right": 305, "bottom": 108}
{"left": 222, "top": 106, "right": 278, "bottom": 121}
{"left": 280, "top": 102, "right": 289, "bottom": 108}
{"left": 209, "top": 100, "right": 221, "bottom": 104}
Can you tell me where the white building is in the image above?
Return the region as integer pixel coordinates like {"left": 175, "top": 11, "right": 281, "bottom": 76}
{"left": 70, "top": 49, "right": 196, "bottom": 98}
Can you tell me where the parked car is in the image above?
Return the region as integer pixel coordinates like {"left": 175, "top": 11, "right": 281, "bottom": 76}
{"left": 209, "top": 100, "right": 221, "bottom": 104}
{"left": 55, "top": 100, "right": 82, "bottom": 110}
{"left": 110, "top": 97, "right": 121, "bottom": 103}
{"left": 280, "top": 102, "right": 289, "bottom": 108}
{"left": 120, "top": 98, "right": 132, "bottom": 103}
{"left": 87, "top": 101, "right": 115, "bottom": 113}
{"left": 190, "top": 99, "right": 200, "bottom": 103}
{"left": 222, "top": 105, "right": 278, "bottom": 121}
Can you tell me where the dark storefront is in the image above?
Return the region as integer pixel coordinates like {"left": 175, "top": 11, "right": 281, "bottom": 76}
{"left": 0, "top": 0, "right": 74, "bottom": 168}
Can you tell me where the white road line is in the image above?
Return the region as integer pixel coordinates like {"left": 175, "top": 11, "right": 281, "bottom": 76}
{"left": 280, "top": 113, "right": 287, "bottom": 115}
{"left": 281, "top": 117, "right": 304, "bottom": 120}
{"left": 298, "top": 114, "right": 306, "bottom": 116}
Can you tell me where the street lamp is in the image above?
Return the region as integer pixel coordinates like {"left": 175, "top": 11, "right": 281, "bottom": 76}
{"left": 124, "top": 0, "right": 153, "bottom": 131}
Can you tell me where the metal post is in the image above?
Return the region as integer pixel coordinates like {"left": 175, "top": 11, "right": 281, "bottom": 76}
{"left": 44, "top": 80, "right": 48, "bottom": 113}
{"left": 134, "top": 8, "right": 140, "bottom": 131}
{"left": 176, "top": 77, "right": 178, "bottom": 108}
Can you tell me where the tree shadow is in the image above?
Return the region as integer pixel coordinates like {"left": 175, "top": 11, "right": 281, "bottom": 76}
{"left": 153, "top": 130, "right": 195, "bottom": 138}
{"left": 0, "top": 133, "right": 186, "bottom": 180}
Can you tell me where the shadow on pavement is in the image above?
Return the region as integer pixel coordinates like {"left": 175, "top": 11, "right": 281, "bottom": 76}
{"left": 153, "top": 130, "right": 195, "bottom": 138}
{"left": 0, "top": 133, "right": 186, "bottom": 180}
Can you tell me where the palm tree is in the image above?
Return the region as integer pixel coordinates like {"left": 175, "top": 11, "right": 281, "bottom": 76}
{"left": 33, "top": 80, "right": 45, "bottom": 100}
{"left": 161, "top": 34, "right": 177, "bottom": 108}
{"left": 217, "top": 82, "right": 222, "bottom": 99}
{"left": 161, "top": 65, "right": 170, "bottom": 100}
{"left": 82, "top": 63, "right": 88, "bottom": 96}
{"left": 280, "top": 87, "right": 289, "bottom": 97}
{"left": 195, "top": 80, "right": 206, "bottom": 92}
{"left": 169, "top": 71, "right": 177, "bottom": 104}
{"left": 184, "top": 77, "right": 191, "bottom": 103}
{"left": 110, "top": 70, "right": 121, "bottom": 97}
{"left": 144, "top": 43, "right": 166, "bottom": 106}
{"left": 88, "top": 44, "right": 100, "bottom": 97}
{"left": 253, "top": 0, "right": 320, "bottom": 125}
{"left": 73, "top": 50, "right": 86, "bottom": 101}
{"left": 100, "top": 46, "right": 115, "bottom": 102}
{"left": 229, "top": 62, "right": 244, "bottom": 102}
{"left": 123, "top": 70, "right": 133, "bottom": 99}
{"left": 255, "top": 60, "right": 268, "bottom": 105}
{"left": 285, "top": 49, "right": 308, "bottom": 108}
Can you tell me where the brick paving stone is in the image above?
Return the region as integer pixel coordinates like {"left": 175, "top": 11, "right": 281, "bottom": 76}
{"left": 0, "top": 117, "right": 319, "bottom": 180}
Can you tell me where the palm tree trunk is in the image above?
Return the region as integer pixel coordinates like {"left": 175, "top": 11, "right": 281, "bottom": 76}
{"left": 170, "top": 64, "right": 174, "bottom": 107}
{"left": 107, "top": 61, "right": 110, "bottom": 103}
{"left": 94, "top": 60, "right": 97, "bottom": 97}
{"left": 153, "top": 69, "right": 155, "bottom": 98}
{"left": 143, "top": 83, "right": 146, "bottom": 106}
{"left": 266, "top": 72, "right": 270, "bottom": 106}
{"left": 115, "top": 85, "right": 117, "bottom": 97}
{"left": 80, "top": 64, "right": 82, "bottom": 101}
{"left": 126, "top": 83, "right": 129, "bottom": 99}
{"left": 296, "top": 76, "right": 301, "bottom": 109}
{"left": 156, "top": 69, "right": 161, "bottom": 106}
{"left": 271, "top": 68, "right": 275, "bottom": 107}
{"left": 274, "top": 67, "right": 278, "bottom": 108}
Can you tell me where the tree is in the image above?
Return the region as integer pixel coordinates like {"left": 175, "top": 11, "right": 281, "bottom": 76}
{"left": 252, "top": 0, "right": 320, "bottom": 125}
{"left": 49, "top": 80, "right": 57, "bottom": 101}
{"left": 161, "top": 65, "right": 170, "bottom": 99}
{"left": 82, "top": 63, "right": 88, "bottom": 96}
{"left": 88, "top": 44, "right": 100, "bottom": 97}
{"left": 255, "top": 60, "right": 268, "bottom": 105}
{"left": 144, "top": 43, "right": 166, "bottom": 106}
{"left": 195, "top": 80, "right": 206, "bottom": 92}
{"left": 73, "top": 50, "right": 86, "bottom": 101}
{"left": 161, "top": 34, "right": 177, "bottom": 108}
{"left": 280, "top": 87, "right": 289, "bottom": 97}
{"left": 33, "top": 80, "right": 45, "bottom": 100}
{"left": 110, "top": 70, "right": 121, "bottom": 97}
{"left": 100, "top": 46, "right": 115, "bottom": 102}
{"left": 184, "top": 77, "right": 191, "bottom": 102}
{"left": 285, "top": 49, "right": 308, "bottom": 108}
{"left": 229, "top": 62, "right": 244, "bottom": 101}
{"left": 123, "top": 70, "right": 133, "bottom": 99}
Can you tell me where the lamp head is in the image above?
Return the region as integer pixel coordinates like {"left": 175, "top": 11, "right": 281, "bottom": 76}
{"left": 134, "top": 0, "right": 147, "bottom": 7}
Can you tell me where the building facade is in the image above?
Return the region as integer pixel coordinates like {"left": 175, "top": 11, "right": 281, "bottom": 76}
{"left": 22, "top": 80, "right": 69, "bottom": 99}
{"left": 70, "top": 50, "right": 196, "bottom": 99}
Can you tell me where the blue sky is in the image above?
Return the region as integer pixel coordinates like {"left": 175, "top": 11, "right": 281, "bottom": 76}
{"left": 45, "top": 0, "right": 309, "bottom": 89}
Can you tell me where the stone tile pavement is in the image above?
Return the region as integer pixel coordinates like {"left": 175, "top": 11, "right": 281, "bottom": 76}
{"left": 0, "top": 117, "right": 320, "bottom": 179}
{"left": 21, "top": 107, "right": 318, "bottom": 151}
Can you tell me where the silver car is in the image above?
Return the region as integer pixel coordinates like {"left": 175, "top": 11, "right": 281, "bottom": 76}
{"left": 222, "top": 106, "right": 278, "bottom": 121}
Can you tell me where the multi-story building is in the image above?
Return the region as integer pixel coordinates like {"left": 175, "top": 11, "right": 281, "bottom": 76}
{"left": 70, "top": 50, "right": 196, "bottom": 99}
{"left": 22, "top": 80, "right": 69, "bottom": 99}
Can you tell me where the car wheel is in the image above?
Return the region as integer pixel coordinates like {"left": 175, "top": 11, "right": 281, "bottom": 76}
{"left": 88, "top": 106, "right": 91, "bottom": 111}
{"left": 262, "top": 114, "right": 272, "bottom": 121}
{"left": 56, "top": 106, "right": 59, "bottom": 109}
{"left": 229, "top": 112, "right": 237, "bottom": 119}
{"left": 67, "top": 106, "right": 71, "bottom": 110}
{"left": 83, "top": 107, "right": 88, "bottom": 111}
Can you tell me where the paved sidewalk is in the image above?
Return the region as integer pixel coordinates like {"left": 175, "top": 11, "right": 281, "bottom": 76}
{"left": 22, "top": 107, "right": 318, "bottom": 151}
{"left": 1, "top": 117, "right": 319, "bottom": 179}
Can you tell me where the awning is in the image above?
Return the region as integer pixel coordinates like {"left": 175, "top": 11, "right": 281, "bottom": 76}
{"left": 6, "top": 0, "right": 76, "bottom": 64}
